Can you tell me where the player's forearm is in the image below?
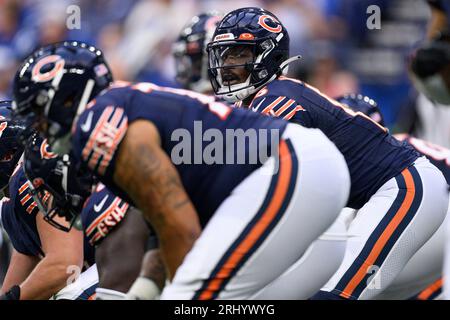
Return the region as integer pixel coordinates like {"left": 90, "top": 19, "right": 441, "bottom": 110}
{"left": 140, "top": 249, "right": 166, "bottom": 289}
{"left": 155, "top": 212, "right": 200, "bottom": 279}
{"left": 1, "top": 251, "right": 38, "bottom": 295}
{"left": 114, "top": 120, "right": 202, "bottom": 279}
{"left": 19, "top": 257, "right": 79, "bottom": 300}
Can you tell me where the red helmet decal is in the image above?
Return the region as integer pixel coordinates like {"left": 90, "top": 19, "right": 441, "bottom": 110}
{"left": 258, "top": 14, "right": 282, "bottom": 33}
{"left": 31, "top": 55, "right": 65, "bottom": 83}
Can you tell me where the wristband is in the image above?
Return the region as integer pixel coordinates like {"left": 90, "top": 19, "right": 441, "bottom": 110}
{"left": 126, "top": 277, "right": 161, "bottom": 300}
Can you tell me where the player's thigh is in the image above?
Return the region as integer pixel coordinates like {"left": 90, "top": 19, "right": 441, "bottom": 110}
{"left": 376, "top": 204, "right": 449, "bottom": 300}
{"left": 321, "top": 158, "right": 448, "bottom": 299}
{"left": 162, "top": 126, "right": 350, "bottom": 300}
{"left": 249, "top": 214, "right": 348, "bottom": 300}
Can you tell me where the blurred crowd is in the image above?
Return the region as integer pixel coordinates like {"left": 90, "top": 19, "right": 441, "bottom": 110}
{"left": 0, "top": 0, "right": 432, "bottom": 128}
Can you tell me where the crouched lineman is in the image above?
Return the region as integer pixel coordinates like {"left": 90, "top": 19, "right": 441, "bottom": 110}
{"left": 19, "top": 130, "right": 166, "bottom": 300}
{"left": 12, "top": 41, "right": 352, "bottom": 299}
{"left": 0, "top": 102, "right": 97, "bottom": 300}
{"left": 337, "top": 94, "right": 450, "bottom": 300}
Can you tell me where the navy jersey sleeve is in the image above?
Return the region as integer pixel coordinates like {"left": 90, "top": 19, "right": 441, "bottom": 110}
{"left": 72, "top": 100, "right": 128, "bottom": 191}
{"left": 81, "top": 184, "right": 130, "bottom": 247}
{"left": 249, "top": 93, "right": 315, "bottom": 127}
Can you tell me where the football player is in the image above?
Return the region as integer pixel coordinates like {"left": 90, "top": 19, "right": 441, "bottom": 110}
{"left": 338, "top": 94, "right": 449, "bottom": 300}
{"left": 12, "top": 41, "right": 351, "bottom": 299}
{"left": 174, "top": 13, "right": 350, "bottom": 300}
{"left": 0, "top": 104, "right": 97, "bottom": 300}
{"left": 409, "top": 32, "right": 450, "bottom": 106}
{"left": 80, "top": 183, "right": 165, "bottom": 300}
{"left": 23, "top": 131, "right": 165, "bottom": 300}
{"left": 173, "top": 12, "right": 223, "bottom": 94}
{"left": 207, "top": 7, "right": 449, "bottom": 300}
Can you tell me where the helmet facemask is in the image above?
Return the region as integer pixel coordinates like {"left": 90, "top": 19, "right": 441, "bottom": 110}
{"left": 24, "top": 146, "right": 92, "bottom": 232}
{"left": 207, "top": 37, "right": 282, "bottom": 103}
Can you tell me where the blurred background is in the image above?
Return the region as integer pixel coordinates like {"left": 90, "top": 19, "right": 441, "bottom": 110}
{"left": 0, "top": 0, "right": 435, "bottom": 131}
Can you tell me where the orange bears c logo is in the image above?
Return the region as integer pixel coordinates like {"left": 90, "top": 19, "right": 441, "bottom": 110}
{"left": 31, "top": 55, "right": 65, "bottom": 83}
{"left": 258, "top": 15, "right": 282, "bottom": 33}
{"left": 40, "top": 139, "right": 57, "bottom": 160}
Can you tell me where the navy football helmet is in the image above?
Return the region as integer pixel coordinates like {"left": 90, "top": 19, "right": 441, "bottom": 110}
{"left": 0, "top": 101, "right": 27, "bottom": 191}
{"left": 336, "top": 94, "right": 385, "bottom": 127}
{"left": 173, "top": 12, "right": 223, "bottom": 93}
{"left": 207, "top": 7, "right": 299, "bottom": 103}
{"left": 23, "top": 133, "right": 94, "bottom": 231}
{"left": 409, "top": 32, "right": 450, "bottom": 105}
{"left": 13, "top": 41, "right": 113, "bottom": 155}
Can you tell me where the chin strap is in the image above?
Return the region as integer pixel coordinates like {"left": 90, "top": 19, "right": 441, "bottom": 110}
{"left": 280, "top": 55, "right": 302, "bottom": 74}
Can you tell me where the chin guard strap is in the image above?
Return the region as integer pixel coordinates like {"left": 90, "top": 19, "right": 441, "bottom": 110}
{"left": 280, "top": 55, "right": 302, "bottom": 75}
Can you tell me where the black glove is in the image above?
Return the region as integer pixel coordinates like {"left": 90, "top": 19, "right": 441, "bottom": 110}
{"left": 0, "top": 285, "right": 20, "bottom": 300}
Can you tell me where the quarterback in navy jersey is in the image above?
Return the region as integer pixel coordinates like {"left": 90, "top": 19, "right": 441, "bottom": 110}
{"left": 207, "top": 7, "right": 449, "bottom": 300}
{"left": 12, "top": 41, "right": 352, "bottom": 299}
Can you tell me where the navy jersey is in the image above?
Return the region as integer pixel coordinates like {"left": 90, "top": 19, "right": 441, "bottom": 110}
{"left": 245, "top": 77, "right": 420, "bottom": 209}
{"left": 395, "top": 134, "right": 450, "bottom": 185}
{"left": 72, "top": 82, "right": 287, "bottom": 226}
{"left": 1, "top": 166, "right": 95, "bottom": 265}
{"left": 82, "top": 184, "right": 129, "bottom": 247}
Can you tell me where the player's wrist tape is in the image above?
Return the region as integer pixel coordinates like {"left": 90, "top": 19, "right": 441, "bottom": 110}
{"left": 126, "top": 277, "right": 161, "bottom": 300}
{"left": 95, "top": 288, "right": 127, "bottom": 300}
{"left": 0, "top": 285, "right": 20, "bottom": 300}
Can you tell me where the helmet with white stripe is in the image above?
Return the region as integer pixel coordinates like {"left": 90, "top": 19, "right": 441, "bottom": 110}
{"left": 207, "top": 7, "right": 297, "bottom": 103}
{"left": 13, "top": 41, "right": 113, "bottom": 154}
